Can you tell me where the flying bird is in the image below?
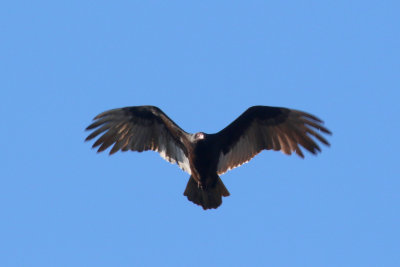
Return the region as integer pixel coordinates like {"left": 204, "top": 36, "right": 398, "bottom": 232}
{"left": 85, "top": 105, "right": 331, "bottom": 210}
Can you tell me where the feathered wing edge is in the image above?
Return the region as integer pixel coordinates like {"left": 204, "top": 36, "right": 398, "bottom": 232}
{"left": 85, "top": 106, "right": 192, "bottom": 174}
{"left": 216, "top": 106, "right": 332, "bottom": 175}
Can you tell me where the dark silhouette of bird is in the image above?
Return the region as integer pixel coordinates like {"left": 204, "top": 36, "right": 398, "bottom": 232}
{"left": 85, "top": 105, "right": 331, "bottom": 210}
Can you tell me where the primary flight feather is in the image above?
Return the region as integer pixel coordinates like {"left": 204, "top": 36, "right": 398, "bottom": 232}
{"left": 85, "top": 105, "right": 331, "bottom": 210}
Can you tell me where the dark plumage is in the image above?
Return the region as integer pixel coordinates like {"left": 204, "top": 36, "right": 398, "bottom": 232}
{"left": 85, "top": 105, "right": 331, "bottom": 210}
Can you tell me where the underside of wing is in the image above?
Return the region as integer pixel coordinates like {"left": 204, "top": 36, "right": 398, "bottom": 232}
{"left": 216, "top": 106, "right": 331, "bottom": 175}
{"left": 85, "top": 106, "right": 192, "bottom": 174}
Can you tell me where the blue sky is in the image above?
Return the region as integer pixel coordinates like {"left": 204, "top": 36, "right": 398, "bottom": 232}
{"left": 1, "top": 1, "right": 399, "bottom": 266}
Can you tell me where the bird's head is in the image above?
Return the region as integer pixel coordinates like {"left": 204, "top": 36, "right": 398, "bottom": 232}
{"left": 194, "top": 132, "right": 206, "bottom": 141}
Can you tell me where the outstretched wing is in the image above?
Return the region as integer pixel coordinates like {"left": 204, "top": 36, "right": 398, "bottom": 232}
{"left": 85, "top": 106, "right": 192, "bottom": 174}
{"left": 215, "top": 106, "right": 331, "bottom": 175}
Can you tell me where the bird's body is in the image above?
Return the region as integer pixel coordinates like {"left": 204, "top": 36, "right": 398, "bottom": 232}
{"left": 85, "top": 105, "right": 331, "bottom": 210}
{"left": 191, "top": 134, "right": 219, "bottom": 187}
{"left": 183, "top": 134, "right": 230, "bottom": 209}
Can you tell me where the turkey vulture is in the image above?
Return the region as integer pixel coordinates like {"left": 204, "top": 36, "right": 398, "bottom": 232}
{"left": 85, "top": 105, "right": 331, "bottom": 210}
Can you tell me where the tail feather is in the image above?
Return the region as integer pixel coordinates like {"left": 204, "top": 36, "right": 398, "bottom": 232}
{"left": 183, "top": 176, "right": 230, "bottom": 210}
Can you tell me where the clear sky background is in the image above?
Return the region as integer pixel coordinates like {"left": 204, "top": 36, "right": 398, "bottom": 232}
{"left": 1, "top": 1, "right": 399, "bottom": 266}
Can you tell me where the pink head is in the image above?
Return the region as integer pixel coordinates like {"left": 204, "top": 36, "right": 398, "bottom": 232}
{"left": 194, "top": 132, "right": 205, "bottom": 140}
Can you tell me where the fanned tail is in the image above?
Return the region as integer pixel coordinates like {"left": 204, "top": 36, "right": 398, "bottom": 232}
{"left": 183, "top": 176, "right": 230, "bottom": 210}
